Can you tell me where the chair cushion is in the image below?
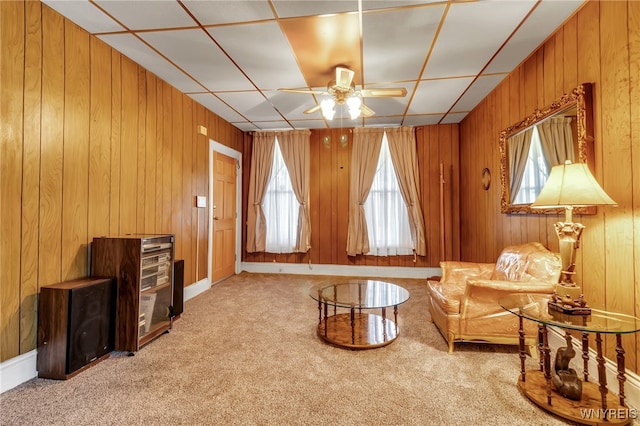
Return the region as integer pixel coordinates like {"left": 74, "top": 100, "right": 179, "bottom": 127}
{"left": 427, "top": 280, "right": 465, "bottom": 314}
{"left": 491, "top": 242, "right": 561, "bottom": 282}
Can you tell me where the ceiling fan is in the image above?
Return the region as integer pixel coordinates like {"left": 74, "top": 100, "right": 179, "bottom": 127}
{"left": 279, "top": 66, "right": 407, "bottom": 120}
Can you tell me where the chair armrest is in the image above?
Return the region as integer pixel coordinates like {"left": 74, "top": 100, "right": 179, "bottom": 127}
{"left": 439, "top": 261, "right": 494, "bottom": 284}
{"left": 460, "top": 279, "right": 555, "bottom": 319}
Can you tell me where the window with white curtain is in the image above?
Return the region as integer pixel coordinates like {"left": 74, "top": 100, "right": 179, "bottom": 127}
{"left": 263, "top": 139, "right": 299, "bottom": 253}
{"left": 513, "top": 126, "right": 550, "bottom": 204}
{"left": 363, "top": 133, "right": 413, "bottom": 256}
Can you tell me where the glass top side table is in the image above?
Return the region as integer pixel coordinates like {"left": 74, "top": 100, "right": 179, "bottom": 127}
{"left": 500, "top": 293, "right": 640, "bottom": 426}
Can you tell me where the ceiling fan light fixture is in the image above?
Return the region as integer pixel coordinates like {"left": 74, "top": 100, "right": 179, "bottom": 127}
{"left": 321, "top": 98, "right": 336, "bottom": 120}
{"left": 347, "top": 96, "right": 362, "bottom": 119}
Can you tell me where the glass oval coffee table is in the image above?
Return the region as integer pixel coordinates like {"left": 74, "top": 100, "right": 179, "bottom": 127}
{"left": 309, "top": 280, "right": 410, "bottom": 349}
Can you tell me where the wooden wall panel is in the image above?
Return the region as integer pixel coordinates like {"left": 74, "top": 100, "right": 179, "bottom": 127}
{"left": 61, "top": 21, "right": 90, "bottom": 281}
{"left": 38, "top": 4, "right": 64, "bottom": 288}
{"left": 119, "top": 57, "right": 139, "bottom": 235}
{"left": 109, "top": 50, "right": 122, "bottom": 236}
{"left": 241, "top": 125, "right": 460, "bottom": 268}
{"left": 599, "top": 0, "right": 635, "bottom": 368}
{"left": 459, "top": 1, "right": 640, "bottom": 373}
{"left": 20, "top": 0, "right": 42, "bottom": 354}
{"left": 144, "top": 72, "right": 157, "bottom": 234}
{"left": 1, "top": 0, "right": 25, "bottom": 360}
{"left": 136, "top": 68, "right": 147, "bottom": 234}
{"left": 88, "top": 37, "right": 112, "bottom": 240}
{"left": 0, "top": 2, "right": 244, "bottom": 362}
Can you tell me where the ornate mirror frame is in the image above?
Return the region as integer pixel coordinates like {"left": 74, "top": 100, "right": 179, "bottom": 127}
{"left": 499, "top": 82, "right": 595, "bottom": 214}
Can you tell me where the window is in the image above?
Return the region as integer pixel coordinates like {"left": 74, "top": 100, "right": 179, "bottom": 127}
{"left": 363, "top": 133, "right": 413, "bottom": 256}
{"left": 513, "top": 126, "right": 550, "bottom": 204}
{"left": 262, "top": 140, "right": 299, "bottom": 253}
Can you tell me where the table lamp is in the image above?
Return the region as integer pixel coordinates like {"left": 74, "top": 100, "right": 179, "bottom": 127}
{"left": 530, "top": 160, "right": 617, "bottom": 300}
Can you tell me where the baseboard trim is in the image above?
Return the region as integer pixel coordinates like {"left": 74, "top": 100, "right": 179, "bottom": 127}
{"left": 184, "top": 277, "right": 211, "bottom": 302}
{"left": 241, "top": 262, "right": 440, "bottom": 279}
{"left": 0, "top": 350, "right": 37, "bottom": 394}
{"left": 548, "top": 326, "right": 640, "bottom": 411}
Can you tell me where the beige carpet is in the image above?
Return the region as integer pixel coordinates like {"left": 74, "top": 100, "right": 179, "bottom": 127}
{"left": 1, "top": 272, "right": 571, "bottom": 425}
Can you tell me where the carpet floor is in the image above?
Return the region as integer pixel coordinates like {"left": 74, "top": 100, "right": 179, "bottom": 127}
{"left": 1, "top": 272, "right": 573, "bottom": 425}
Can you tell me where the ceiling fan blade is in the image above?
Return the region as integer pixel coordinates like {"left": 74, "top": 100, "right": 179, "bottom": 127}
{"left": 335, "top": 67, "right": 355, "bottom": 90}
{"left": 360, "top": 104, "right": 375, "bottom": 117}
{"left": 303, "top": 104, "right": 322, "bottom": 114}
{"left": 359, "top": 87, "right": 407, "bottom": 98}
{"left": 279, "top": 88, "right": 327, "bottom": 95}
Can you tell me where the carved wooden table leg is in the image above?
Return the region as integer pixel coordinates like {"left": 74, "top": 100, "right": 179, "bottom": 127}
{"left": 538, "top": 324, "right": 544, "bottom": 372}
{"left": 542, "top": 324, "right": 552, "bottom": 405}
{"left": 596, "top": 332, "right": 608, "bottom": 412}
{"left": 616, "top": 334, "right": 626, "bottom": 406}
{"left": 317, "top": 297, "right": 322, "bottom": 325}
{"left": 394, "top": 305, "right": 399, "bottom": 335}
{"left": 381, "top": 307, "right": 387, "bottom": 342}
{"left": 582, "top": 332, "right": 589, "bottom": 382}
{"left": 350, "top": 306, "right": 355, "bottom": 345}
{"left": 518, "top": 316, "right": 526, "bottom": 382}
{"left": 323, "top": 302, "right": 328, "bottom": 337}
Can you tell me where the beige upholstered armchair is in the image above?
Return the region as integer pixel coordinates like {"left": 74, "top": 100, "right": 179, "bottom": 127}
{"left": 427, "top": 242, "right": 562, "bottom": 353}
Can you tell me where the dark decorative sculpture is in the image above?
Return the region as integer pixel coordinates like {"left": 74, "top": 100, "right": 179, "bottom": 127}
{"left": 552, "top": 333, "right": 583, "bottom": 400}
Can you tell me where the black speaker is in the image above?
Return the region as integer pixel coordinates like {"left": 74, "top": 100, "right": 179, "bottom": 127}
{"left": 38, "top": 277, "right": 115, "bottom": 379}
{"left": 173, "top": 259, "right": 184, "bottom": 318}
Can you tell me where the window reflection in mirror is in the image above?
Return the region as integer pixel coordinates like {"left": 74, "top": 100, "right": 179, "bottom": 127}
{"left": 509, "top": 105, "right": 577, "bottom": 204}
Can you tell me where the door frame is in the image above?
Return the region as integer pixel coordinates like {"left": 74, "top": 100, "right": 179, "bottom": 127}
{"left": 208, "top": 140, "right": 242, "bottom": 283}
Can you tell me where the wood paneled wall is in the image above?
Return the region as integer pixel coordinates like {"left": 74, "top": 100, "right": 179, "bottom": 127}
{"left": 460, "top": 0, "right": 640, "bottom": 373}
{"left": 242, "top": 126, "right": 461, "bottom": 268}
{"left": 0, "top": 2, "right": 243, "bottom": 362}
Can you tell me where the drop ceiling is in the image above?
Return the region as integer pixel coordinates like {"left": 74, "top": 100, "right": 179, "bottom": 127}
{"left": 42, "top": 0, "right": 585, "bottom": 132}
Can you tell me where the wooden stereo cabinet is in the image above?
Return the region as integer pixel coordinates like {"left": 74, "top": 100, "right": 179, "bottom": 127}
{"left": 91, "top": 234, "right": 174, "bottom": 353}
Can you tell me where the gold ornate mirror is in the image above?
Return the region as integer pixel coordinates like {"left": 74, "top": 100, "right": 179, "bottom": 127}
{"left": 499, "top": 83, "right": 595, "bottom": 214}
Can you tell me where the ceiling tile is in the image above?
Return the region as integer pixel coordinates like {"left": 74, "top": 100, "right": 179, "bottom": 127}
{"left": 188, "top": 93, "right": 247, "bottom": 123}
{"left": 423, "top": 1, "right": 536, "bottom": 78}
{"left": 263, "top": 91, "right": 318, "bottom": 120}
{"left": 271, "top": 1, "right": 358, "bottom": 18}
{"left": 288, "top": 119, "right": 328, "bottom": 129}
{"left": 183, "top": 1, "right": 275, "bottom": 25}
{"left": 440, "top": 112, "right": 468, "bottom": 124}
{"left": 231, "top": 122, "right": 260, "bottom": 132}
{"left": 409, "top": 77, "right": 474, "bottom": 115}
{"left": 94, "top": 0, "right": 196, "bottom": 30}
{"left": 250, "top": 121, "right": 294, "bottom": 130}
{"left": 207, "top": 22, "right": 307, "bottom": 90}
{"left": 362, "top": 5, "right": 444, "bottom": 83}
{"left": 362, "top": 1, "right": 443, "bottom": 11}
{"left": 484, "top": 0, "right": 587, "bottom": 74}
{"left": 216, "top": 91, "right": 283, "bottom": 122}
{"left": 402, "top": 115, "right": 443, "bottom": 126}
{"left": 364, "top": 116, "right": 405, "bottom": 127}
{"left": 42, "top": 0, "right": 125, "bottom": 33}
{"left": 138, "top": 29, "right": 255, "bottom": 92}
{"left": 451, "top": 73, "right": 507, "bottom": 112}
{"left": 97, "top": 33, "right": 203, "bottom": 93}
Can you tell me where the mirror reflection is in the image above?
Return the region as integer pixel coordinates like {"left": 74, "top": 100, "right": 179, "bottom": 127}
{"left": 509, "top": 105, "right": 577, "bottom": 204}
{"left": 499, "top": 83, "right": 594, "bottom": 214}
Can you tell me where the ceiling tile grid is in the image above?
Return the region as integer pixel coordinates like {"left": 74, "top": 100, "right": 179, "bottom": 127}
{"left": 41, "top": 0, "right": 586, "bottom": 131}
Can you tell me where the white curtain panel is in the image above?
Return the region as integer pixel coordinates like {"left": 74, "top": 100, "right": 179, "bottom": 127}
{"left": 363, "top": 134, "right": 413, "bottom": 256}
{"left": 263, "top": 139, "right": 299, "bottom": 253}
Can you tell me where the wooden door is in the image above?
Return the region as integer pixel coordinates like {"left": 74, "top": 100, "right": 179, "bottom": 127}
{"left": 212, "top": 152, "right": 237, "bottom": 283}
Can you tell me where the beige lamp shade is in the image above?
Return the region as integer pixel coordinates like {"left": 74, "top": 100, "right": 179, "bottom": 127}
{"left": 530, "top": 161, "right": 617, "bottom": 209}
